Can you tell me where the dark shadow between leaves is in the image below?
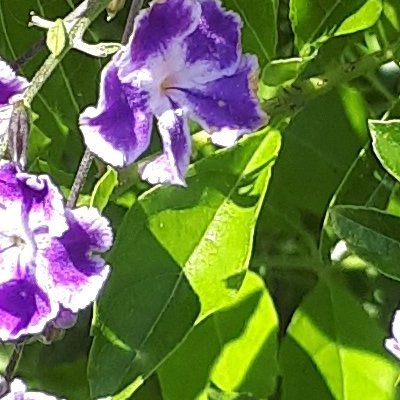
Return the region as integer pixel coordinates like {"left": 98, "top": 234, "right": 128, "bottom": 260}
{"left": 279, "top": 335, "right": 334, "bottom": 400}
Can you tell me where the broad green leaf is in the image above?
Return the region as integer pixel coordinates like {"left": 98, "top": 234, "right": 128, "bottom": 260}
{"left": 262, "top": 58, "right": 304, "bottom": 86}
{"left": 223, "top": 0, "right": 278, "bottom": 66}
{"left": 264, "top": 90, "right": 366, "bottom": 228}
{"left": 280, "top": 279, "right": 400, "bottom": 400}
{"left": 46, "top": 19, "right": 67, "bottom": 57}
{"left": 290, "top": 0, "right": 383, "bottom": 53}
{"left": 336, "top": 0, "right": 383, "bottom": 35}
{"left": 158, "top": 272, "right": 278, "bottom": 400}
{"left": 90, "top": 166, "right": 118, "bottom": 212}
{"left": 369, "top": 119, "right": 400, "bottom": 183}
{"left": 88, "top": 129, "right": 281, "bottom": 398}
{"left": 331, "top": 205, "right": 400, "bottom": 280}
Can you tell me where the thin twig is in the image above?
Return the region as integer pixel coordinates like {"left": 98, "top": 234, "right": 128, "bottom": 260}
{"left": 66, "top": 148, "right": 94, "bottom": 208}
{"left": 10, "top": 38, "right": 46, "bottom": 70}
{"left": 121, "top": 0, "right": 144, "bottom": 45}
{"left": 4, "top": 343, "right": 24, "bottom": 384}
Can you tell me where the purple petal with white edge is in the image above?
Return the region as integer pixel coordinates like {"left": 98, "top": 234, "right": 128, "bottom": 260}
{"left": 120, "top": 0, "right": 201, "bottom": 68}
{"left": 170, "top": 55, "right": 267, "bottom": 147}
{"left": 17, "top": 172, "right": 68, "bottom": 238}
{"left": 0, "top": 161, "right": 67, "bottom": 238}
{"left": 80, "top": 60, "right": 153, "bottom": 167}
{"left": 140, "top": 104, "right": 191, "bottom": 185}
{"left": 36, "top": 207, "right": 112, "bottom": 312}
{"left": 181, "top": 0, "right": 242, "bottom": 83}
{"left": 0, "top": 277, "right": 58, "bottom": 341}
{"left": 0, "top": 57, "right": 28, "bottom": 106}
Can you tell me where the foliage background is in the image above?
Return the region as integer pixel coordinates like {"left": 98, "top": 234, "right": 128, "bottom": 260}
{"left": 1, "top": 0, "right": 400, "bottom": 399}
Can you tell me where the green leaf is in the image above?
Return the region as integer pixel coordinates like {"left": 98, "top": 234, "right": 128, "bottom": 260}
{"left": 331, "top": 205, "right": 400, "bottom": 280}
{"left": 265, "top": 90, "right": 367, "bottom": 224}
{"left": 158, "top": 272, "right": 278, "bottom": 400}
{"left": 290, "top": 0, "right": 383, "bottom": 53}
{"left": 262, "top": 58, "right": 304, "bottom": 86}
{"left": 369, "top": 119, "right": 400, "bottom": 183}
{"left": 90, "top": 166, "right": 118, "bottom": 212}
{"left": 280, "top": 279, "right": 400, "bottom": 400}
{"left": 46, "top": 19, "right": 67, "bottom": 57}
{"left": 88, "top": 129, "right": 281, "bottom": 398}
{"left": 336, "top": 0, "right": 383, "bottom": 35}
{"left": 223, "top": 0, "right": 278, "bottom": 66}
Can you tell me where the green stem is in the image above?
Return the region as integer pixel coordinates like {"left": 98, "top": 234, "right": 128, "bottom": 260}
{"left": 24, "top": 0, "right": 110, "bottom": 106}
{"left": 264, "top": 41, "right": 400, "bottom": 120}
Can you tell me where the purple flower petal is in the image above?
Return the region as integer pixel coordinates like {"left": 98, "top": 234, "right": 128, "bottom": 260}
{"left": 0, "top": 277, "right": 58, "bottom": 341}
{"left": 51, "top": 307, "right": 77, "bottom": 330}
{"left": 140, "top": 104, "right": 191, "bottom": 185}
{"left": 36, "top": 207, "right": 112, "bottom": 312}
{"left": 0, "top": 57, "right": 28, "bottom": 106}
{"left": 182, "top": 0, "right": 241, "bottom": 82}
{"left": 120, "top": 0, "right": 201, "bottom": 68}
{"left": 171, "top": 55, "right": 267, "bottom": 147}
{"left": 0, "top": 162, "right": 67, "bottom": 238}
{"left": 80, "top": 60, "right": 153, "bottom": 167}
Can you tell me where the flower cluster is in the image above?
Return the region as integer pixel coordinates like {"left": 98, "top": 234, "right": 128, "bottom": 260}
{"left": 1, "top": 379, "right": 61, "bottom": 400}
{"left": 80, "top": 0, "right": 266, "bottom": 185}
{"left": 0, "top": 161, "right": 112, "bottom": 341}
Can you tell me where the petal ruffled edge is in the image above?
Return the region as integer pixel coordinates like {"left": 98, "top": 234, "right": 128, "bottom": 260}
{"left": 118, "top": 0, "right": 201, "bottom": 71}
{"left": 180, "top": 0, "right": 242, "bottom": 84}
{"left": 35, "top": 208, "right": 112, "bottom": 313}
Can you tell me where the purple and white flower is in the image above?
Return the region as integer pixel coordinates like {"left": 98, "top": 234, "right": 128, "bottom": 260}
{"left": 80, "top": 0, "right": 266, "bottom": 185}
{"left": 0, "top": 161, "right": 112, "bottom": 341}
{"left": 385, "top": 309, "right": 400, "bottom": 359}
{"left": 2, "top": 378, "right": 62, "bottom": 399}
{"left": 0, "top": 58, "right": 28, "bottom": 140}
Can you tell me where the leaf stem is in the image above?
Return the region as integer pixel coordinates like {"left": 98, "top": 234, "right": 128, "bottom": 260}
{"left": 264, "top": 41, "right": 400, "bottom": 119}
{"left": 23, "top": 0, "right": 111, "bottom": 106}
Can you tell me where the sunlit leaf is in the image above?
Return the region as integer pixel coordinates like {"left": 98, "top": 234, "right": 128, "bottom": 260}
{"left": 369, "top": 119, "right": 400, "bottom": 183}
{"left": 280, "top": 279, "right": 400, "bottom": 400}
{"left": 88, "top": 129, "right": 281, "bottom": 398}
{"left": 158, "top": 272, "right": 278, "bottom": 400}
